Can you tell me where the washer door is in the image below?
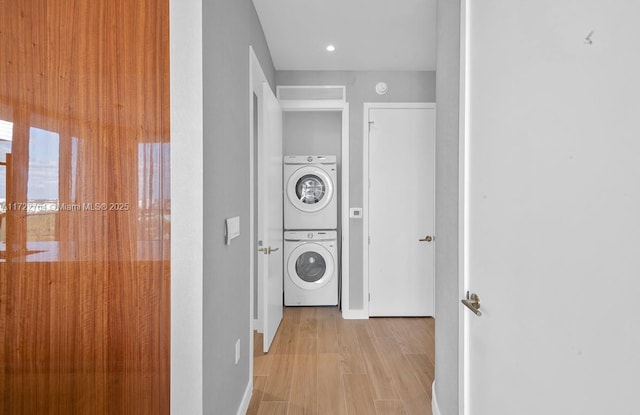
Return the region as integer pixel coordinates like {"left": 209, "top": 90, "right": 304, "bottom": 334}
{"left": 287, "top": 243, "right": 335, "bottom": 290}
{"left": 286, "top": 166, "right": 334, "bottom": 213}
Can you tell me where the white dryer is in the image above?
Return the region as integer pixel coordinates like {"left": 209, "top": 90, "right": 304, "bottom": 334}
{"left": 284, "top": 230, "right": 338, "bottom": 306}
{"left": 284, "top": 155, "right": 337, "bottom": 230}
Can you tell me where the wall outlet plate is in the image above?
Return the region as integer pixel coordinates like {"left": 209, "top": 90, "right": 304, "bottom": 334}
{"left": 350, "top": 208, "right": 363, "bottom": 219}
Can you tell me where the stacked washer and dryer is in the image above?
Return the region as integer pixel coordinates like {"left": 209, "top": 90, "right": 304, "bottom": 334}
{"left": 283, "top": 155, "right": 339, "bottom": 306}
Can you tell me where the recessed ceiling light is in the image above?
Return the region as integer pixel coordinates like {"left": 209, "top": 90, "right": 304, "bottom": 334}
{"left": 326, "top": 45, "right": 336, "bottom": 52}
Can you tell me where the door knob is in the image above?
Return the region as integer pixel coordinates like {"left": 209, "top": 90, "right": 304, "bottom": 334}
{"left": 258, "top": 246, "right": 279, "bottom": 255}
{"left": 419, "top": 235, "right": 433, "bottom": 242}
{"left": 461, "top": 292, "right": 482, "bottom": 316}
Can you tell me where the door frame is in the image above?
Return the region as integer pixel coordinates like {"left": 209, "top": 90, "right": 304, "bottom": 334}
{"left": 170, "top": 0, "right": 203, "bottom": 412}
{"left": 362, "top": 102, "right": 437, "bottom": 318}
{"left": 249, "top": 45, "right": 270, "bottom": 384}
{"left": 279, "top": 99, "right": 351, "bottom": 318}
{"left": 250, "top": 47, "right": 267, "bottom": 335}
{"left": 458, "top": 1, "right": 470, "bottom": 413}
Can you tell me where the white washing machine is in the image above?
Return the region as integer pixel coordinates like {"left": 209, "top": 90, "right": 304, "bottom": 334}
{"left": 284, "top": 230, "right": 338, "bottom": 306}
{"left": 284, "top": 155, "right": 337, "bottom": 230}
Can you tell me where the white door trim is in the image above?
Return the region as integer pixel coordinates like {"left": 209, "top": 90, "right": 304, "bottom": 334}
{"left": 249, "top": 45, "right": 269, "bottom": 382}
{"left": 170, "top": 0, "right": 203, "bottom": 413}
{"left": 459, "top": 1, "right": 469, "bottom": 414}
{"left": 279, "top": 100, "right": 350, "bottom": 319}
{"left": 363, "top": 102, "right": 436, "bottom": 318}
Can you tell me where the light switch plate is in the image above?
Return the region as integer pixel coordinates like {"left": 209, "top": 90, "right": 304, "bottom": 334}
{"left": 225, "top": 216, "right": 240, "bottom": 245}
{"left": 350, "top": 208, "right": 363, "bottom": 219}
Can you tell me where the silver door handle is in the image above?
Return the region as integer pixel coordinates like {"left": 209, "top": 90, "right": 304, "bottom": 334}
{"left": 258, "top": 246, "right": 279, "bottom": 255}
{"left": 461, "top": 292, "right": 482, "bottom": 316}
{"left": 419, "top": 235, "right": 433, "bottom": 242}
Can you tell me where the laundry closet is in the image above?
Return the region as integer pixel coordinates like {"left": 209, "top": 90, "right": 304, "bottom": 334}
{"left": 280, "top": 86, "right": 347, "bottom": 309}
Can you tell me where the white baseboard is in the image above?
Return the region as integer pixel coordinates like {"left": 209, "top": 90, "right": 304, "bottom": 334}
{"left": 341, "top": 309, "right": 369, "bottom": 319}
{"left": 236, "top": 377, "right": 253, "bottom": 415}
{"left": 432, "top": 381, "right": 442, "bottom": 415}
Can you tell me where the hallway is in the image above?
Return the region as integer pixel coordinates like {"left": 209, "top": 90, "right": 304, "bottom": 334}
{"left": 248, "top": 307, "right": 434, "bottom": 415}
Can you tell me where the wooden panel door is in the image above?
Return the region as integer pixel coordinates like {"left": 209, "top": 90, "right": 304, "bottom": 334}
{"left": 0, "top": 1, "right": 170, "bottom": 413}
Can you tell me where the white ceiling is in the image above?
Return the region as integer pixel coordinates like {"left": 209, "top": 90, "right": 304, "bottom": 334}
{"left": 252, "top": 0, "right": 437, "bottom": 71}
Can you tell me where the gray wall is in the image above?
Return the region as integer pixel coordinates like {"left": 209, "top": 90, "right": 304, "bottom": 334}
{"left": 202, "top": 1, "right": 275, "bottom": 413}
{"left": 434, "top": 0, "right": 461, "bottom": 414}
{"left": 276, "top": 71, "right": 436, "bottom": 309}
{"left": 283, "top": 112, "right": 342, "bottom": 158}
{"left": 249, "top": 3, "right": 275, "bottom": 89}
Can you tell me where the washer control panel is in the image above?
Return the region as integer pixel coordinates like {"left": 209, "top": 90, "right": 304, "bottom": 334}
{"left": 284, "top": 230, "right": 337, "bottom": 241}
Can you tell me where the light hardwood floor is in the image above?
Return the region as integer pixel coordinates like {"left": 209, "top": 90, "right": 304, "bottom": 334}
{"left": 248, "top": 307, "right": 434, "bottom": 415}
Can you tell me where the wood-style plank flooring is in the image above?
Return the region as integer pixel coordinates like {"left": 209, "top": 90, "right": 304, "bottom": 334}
{"left": 248, "top": 307, "right": 434, "bottom": 415}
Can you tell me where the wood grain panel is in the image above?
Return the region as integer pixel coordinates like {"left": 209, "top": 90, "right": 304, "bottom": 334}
{"left": 254, "top": 331, "right": 274, "bottom": 377}
{"left": 343, "top": 374, "right": 377, "bottom": 415}
{"left": 317, "top": 353, "right": 348, "bottom": 415}
{"left": 399, "top": 318, "right": 435, "bottom": 358}
{"left": 248, "top": 376, "right": 268, "bottom": 415}
{"left": 317, "top": 309, "right": 338, "bottom": 353}
{"left": 288, "top": 337, "right": 317, "bottom": 415}
{"left": 368, "top": 317, "right": 394, "bottom": 338}
{"left": 273, "top": 307, "right": 301, "bottom": 353}
{"left": 374, "top": 400, "right": 408, "bottom": 415}
{"left": 262, "top": 354, "right": 296, "bottom": 401}
{"left": 250, "top": 308, "right": 434, "bottom": 415}
{"left": 262, "top": 315, "right": 299, "bottom": 401}
{"left": 0, "top": 0, "right": 170, "bottom": 413}
{"left": 375, "top": 337, "right": 431, "bottom": 415}
{"left": 355, "top": 325, "right": 398, "bottom": 400}
{"left": 256, "top": 401, "right": 289, "bottom": 415}
{"left": 336, "top": 318, "right": 366, "bottom": 374}
{"left": 298, "top": 307, "right": 318, "bottom": 338}
{"left": 405, "top": 354, "right": 434, "bottom": 398}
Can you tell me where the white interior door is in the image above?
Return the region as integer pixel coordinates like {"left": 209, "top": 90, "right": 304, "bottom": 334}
{"left": 258, "top": 82, "right": 283, "bottom": 352}
{"left": 367, "top": 104, "right": 435, "bottom": 316}
{"left": 463, "top": 1, "right": 640, "bottom": 414}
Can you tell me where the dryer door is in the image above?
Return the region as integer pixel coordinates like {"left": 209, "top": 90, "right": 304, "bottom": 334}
{"left": 286, "top": 166, "right": 334, "bottom": 213}
{"left": 287, "top": 243, "right": 335, "bottom": 290}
